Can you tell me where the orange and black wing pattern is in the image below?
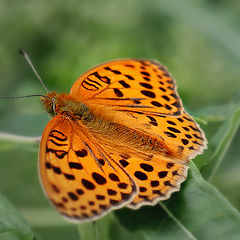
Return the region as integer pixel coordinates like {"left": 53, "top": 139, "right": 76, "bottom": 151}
{"left": 39, "top": 58, "right": 207, "bottom": 222}
{"left": 39, "top": 115, "right": 137, "bottom": 222}
{"left": 70, "top": 59, "right": 183, "bottom": 116}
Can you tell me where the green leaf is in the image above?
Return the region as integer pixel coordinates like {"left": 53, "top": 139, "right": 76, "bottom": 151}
{"left": 77, "top": 216, "right": 110, "bottom": 240}
{"left": 192, "top": 90, "right": 240, "bottom": 178}
{"left": 193, "top": 99, "right": 240, "bottom": 171}
{"left": 77, "top": 213, "right": 144, "bottom": 240}
{"left": 0, "top": 192, "right": 38, "bottom": 240}
{"left": 115, "top": 162, "right": 240, "bottom": 240}
{"left": 203, "top": 107, "right": 240, "bottom": 181}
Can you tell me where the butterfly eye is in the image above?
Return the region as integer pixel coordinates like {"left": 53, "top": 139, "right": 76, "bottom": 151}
{"left": 46, "top": 103, "right": 54, "bottom": 116}
{"left": 52, "top": 99, "right": 56, "bottom": 114}
{"left": 45, "top": 99, "right": 56, "bottom": 116}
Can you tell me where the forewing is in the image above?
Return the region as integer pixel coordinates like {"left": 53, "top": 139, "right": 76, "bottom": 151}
{"left": 70, "top": 59, "right": 183, "bottom": 116}
{"left": 69, "top": 59, "right": 206, "bottom": 162}
{"left": 39, "top": 115, "right": 137, "bottom": 222}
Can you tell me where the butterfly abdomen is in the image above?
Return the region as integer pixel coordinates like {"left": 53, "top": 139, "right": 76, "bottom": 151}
{"left": 78, "top": 110, "right": 172, "bottom": 158}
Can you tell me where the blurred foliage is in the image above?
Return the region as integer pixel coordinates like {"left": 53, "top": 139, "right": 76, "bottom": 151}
{"left": 0, "top": 192, "right": 38, "bottom": 240}
{"left": 0, "top": 0, "right": 240, "bottom": 239}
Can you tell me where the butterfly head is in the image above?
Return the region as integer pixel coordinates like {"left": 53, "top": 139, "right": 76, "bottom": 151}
{"left": 40, "top": 92, "right": 58, "bottom": 116}
{"left": 40, "top": 91, "right": 88, "bottom": 118}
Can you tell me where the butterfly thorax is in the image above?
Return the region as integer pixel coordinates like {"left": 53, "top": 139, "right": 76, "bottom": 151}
{"left": 41, "top": 92, "right": 176, "bottom": 159}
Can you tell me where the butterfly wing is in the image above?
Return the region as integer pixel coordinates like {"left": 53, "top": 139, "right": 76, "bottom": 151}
{"left": 70, "top": 59, "right": 183, "bottom": 116}
{"left": 67, "top": 58, "right": 207, "bottom": 209}
{"left": 106, "top": 151, "right": 188, "bottom": 209}
{"left": 70, "top": 59, "right": 207, "bottom": 162}
{"left": 115, "top": 111, "right": 207, "bottom": 163}
{"left": 85, "top": 112, "right": 206, "bottom": 209}
{"left": 39, "top": 115, "right": 137, "bottom": 222}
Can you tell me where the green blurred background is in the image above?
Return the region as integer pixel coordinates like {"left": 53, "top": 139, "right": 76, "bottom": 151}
{"left": 0, "top": 0, "right": 240, "bottom": 239}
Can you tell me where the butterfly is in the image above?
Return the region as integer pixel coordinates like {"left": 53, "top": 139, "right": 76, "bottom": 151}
{"left": 37, "top": 58, "right": 207, "bottom": 222}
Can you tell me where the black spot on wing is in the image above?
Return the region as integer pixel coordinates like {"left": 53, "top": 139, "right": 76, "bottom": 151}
{"left": 141, "top": 90, "right": 156, "bottom": 98}
{"left": 68, "top": 192, "right": 78, "bottom": 201}
{"left": 64, "top": 173, "right": 75, "bottom": 180}
{"left": 119, "top": 80, "right": 130, "bottom": 88}
{"left": 151, "top": 180, "right": 159, "bottom": 187}
{"left": 139, "top": 82, "right": 153, "bottom": 89}
{"left": 46, "top": 148, "right": 67, "bottom": 159}
{"left": 140, "top": 163, "right": 154, "bottom": 172}
{"left": 75, "top": 149, "right": 88, "bottom": 158}
{"left": 53, "top": 166, "right": 62, "bottom": 174}
{"left": 125, "top": 74, "right": 135, "bottom": 80}
{"left": 76, "top": 189, "right": 84, "bottom": 195}
{"left": 96, "top": 194, "right": 105, "bottom": 200}
{"left": 134, "top": 171, "right": 148, "bottom": 180}
{"left": 158, "top": 171, "right": 168, "bottom": 178}
{"left": 109, "top": 173, "right": 120, "bottom": 182}
{"left": 105, "top": 66, "right": 121, "bottom": 75}
{"left": 181, "top": 139, "right": 189, "bottom": 145}
{"left": 151, "top": 101, "right": 163, "bottom": 107}
{"left": 69, "top": 162, "right": 83, "bottom": 169}
{"left": 92, "top": 172, "right": 107, "bottom": 185}
{"left": 107, "top": 189, "right": 117, "bottom": 195}
{"left": 114, "top": 88, "right": 124, "bottom": 97}
{"left": 140, "top": 71, "right": 150, "bottom": 76}
{"left": 167, "top": 162, "right": 174, "bottom": 169}
{"left": 119, "top": 159, "right": 129, "bottom": 167}
{"left": 45, "top": 162, "right": 51, "bottom": 169}
{"left": 82, "top": 179, "right": 95, "bottom": 190}
{"left": 118, "top": 183, "right": 128, "bottom": 189}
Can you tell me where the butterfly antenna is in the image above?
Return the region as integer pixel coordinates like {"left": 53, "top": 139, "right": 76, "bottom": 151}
{"left": 0, "top": 94, "right": 47, "bottom": 99}
{"left": 19, "top": 49, "right": 49, "bottom": 93}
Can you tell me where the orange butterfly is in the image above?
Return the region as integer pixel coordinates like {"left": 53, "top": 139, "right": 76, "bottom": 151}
{"left": 22, "top": 53, "right": 207, "bottom": 222}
